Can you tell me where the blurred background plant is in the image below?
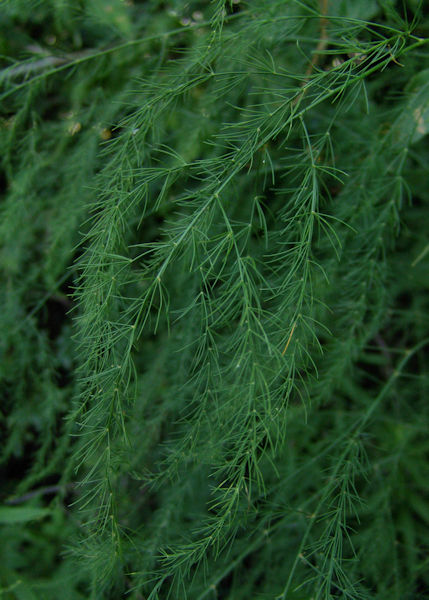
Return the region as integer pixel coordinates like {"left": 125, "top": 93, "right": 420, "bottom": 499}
{"left": 1, "top": 1, "right": 428, "bottom": 598}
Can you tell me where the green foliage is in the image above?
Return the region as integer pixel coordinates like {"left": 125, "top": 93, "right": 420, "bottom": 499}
{"left": 1, "top": 1, "right": 429, "bottom": 598}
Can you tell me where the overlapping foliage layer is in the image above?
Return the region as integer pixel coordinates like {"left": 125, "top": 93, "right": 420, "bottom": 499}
{"left": 1, "top": 1, "right": 429, "bottom": 598}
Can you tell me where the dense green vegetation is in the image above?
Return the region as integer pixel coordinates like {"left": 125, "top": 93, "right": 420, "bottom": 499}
{"left": 1, "top": 1, "right": 429, "bottom": 598}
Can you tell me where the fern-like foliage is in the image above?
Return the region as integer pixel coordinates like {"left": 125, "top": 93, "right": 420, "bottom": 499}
{"left": 1, "top": 1, "right": 429, "bottom": 599}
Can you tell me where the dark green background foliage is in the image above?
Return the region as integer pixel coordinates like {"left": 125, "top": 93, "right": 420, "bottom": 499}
{"left": 1, "top": 0, "right": 429, "bottom": 598}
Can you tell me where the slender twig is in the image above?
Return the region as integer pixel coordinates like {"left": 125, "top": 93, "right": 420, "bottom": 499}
{"left": 0, "top": 12, "right": 245, "bottom": 99}
{"left": 3, "top": 56, "right": 68, "bottom": 79}
{"left": 282, "top": 321, "right": 297, "bottom": 355}
{"left": 292, "top": 0, "right": 329, "bottom": 107}
{"left": 5, "top": 483, "right": 74, "bottom": 505}
{"left": 305, "top": 0, "right": 329, "bottom": 78}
